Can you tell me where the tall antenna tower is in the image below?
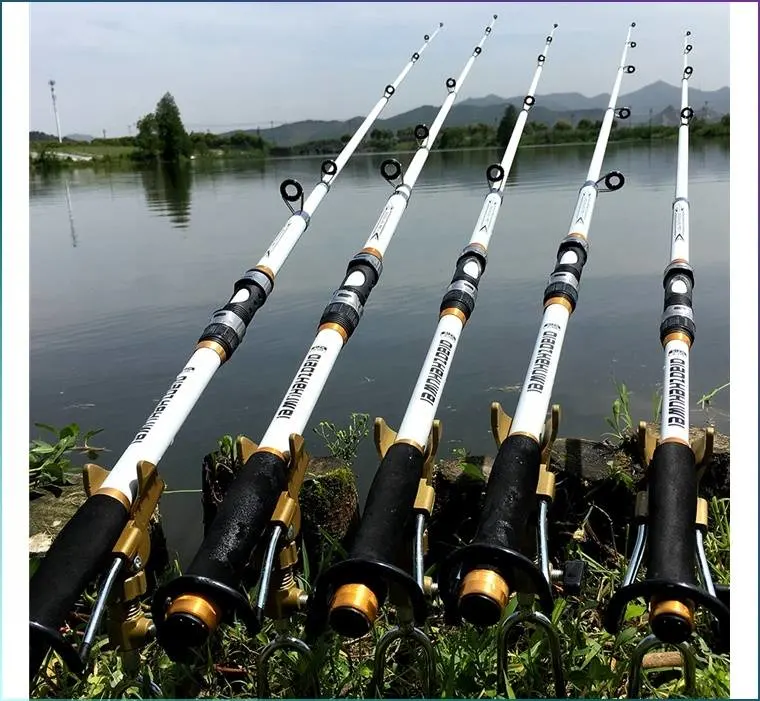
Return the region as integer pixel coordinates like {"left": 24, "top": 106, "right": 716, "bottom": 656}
{"left": 48, "top": 79, "right": 62, "bottom": 143}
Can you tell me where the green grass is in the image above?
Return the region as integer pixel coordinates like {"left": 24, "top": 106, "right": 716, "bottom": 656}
{"left": 32, "top": 496, "right": 730, "bottom": 699}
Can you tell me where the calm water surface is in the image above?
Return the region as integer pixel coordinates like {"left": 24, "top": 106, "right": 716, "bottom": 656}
{"left": 30, "top": 142, "right": 730, "bottom": 562}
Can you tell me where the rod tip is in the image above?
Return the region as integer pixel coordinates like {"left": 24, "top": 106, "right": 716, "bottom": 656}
{"left": 686, "top": 30, "right": 691, "bottom": 36}
{"left": 439, "top": 22, "right": 444, "bottom": 27}
{"left": 493, "top": 14, "right": 498, "bottom": 19}
{"left": 631, "top": 21, "right": 637, "bottom": 27}
{"left": 553, "top": 23, "right": 559, "bottom": 28}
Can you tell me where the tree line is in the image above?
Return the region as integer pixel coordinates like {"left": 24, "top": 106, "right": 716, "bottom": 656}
{"left": 31, "top": 94, "right": 729, "bottom": 166}
{"left": 284, "top": 105, "right": 729, "bottom": 156}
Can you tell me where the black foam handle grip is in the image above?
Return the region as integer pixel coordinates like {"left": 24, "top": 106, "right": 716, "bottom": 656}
{"left": 647, "top": 441, "right": 697, "bottom": 583}
{"left": 29, "top": 494, "right": 129, "bottom": 669}
{"left": 472, "top": 433, "right": 541, "bottom": 555}
{"left": 348, "top": 442, "right": 423, "bottom": 564}
{"left": 184, "top": 451, "right": 289, "bottom": 588}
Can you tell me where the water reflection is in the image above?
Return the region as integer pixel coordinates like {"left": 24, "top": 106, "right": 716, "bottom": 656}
{"left": 64, "top": 179, "right": 77, "bottom": 247}
{"left": 140, "top": 164, "right": 193, "bottom": 228}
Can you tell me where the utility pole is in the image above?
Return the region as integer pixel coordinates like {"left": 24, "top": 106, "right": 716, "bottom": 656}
{"left": 102, "top": 129, "right": 107, "bottom": 140}
{"left": 48, "top": 79, "right": 62, "bottom": 143}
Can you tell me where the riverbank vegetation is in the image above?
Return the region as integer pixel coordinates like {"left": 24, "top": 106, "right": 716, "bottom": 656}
{"left": 285, "top": 111, "right": 729, "bottom": 157}
{"left": 30, "top": 97, "right": 729, "bottom": 171}
{"left": 29, "top": 378, "right": 730, "bottom": 698}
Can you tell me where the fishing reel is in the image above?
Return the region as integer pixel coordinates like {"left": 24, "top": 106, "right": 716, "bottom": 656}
{"left": 604, "top": 422, "right": 730, "bottom": 697}
{"left": 307, "top": 419, "right": 442, "bottom": 697}
{"left": 153, "top": 433, "right": 318, "bottom": 696}
{"left": 437, "top": 404, "right": 583, "bottom": 698}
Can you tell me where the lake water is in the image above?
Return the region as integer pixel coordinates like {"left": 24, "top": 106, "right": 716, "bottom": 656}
{"left": 29, "top": 142, "right": 730, "bottom": 563}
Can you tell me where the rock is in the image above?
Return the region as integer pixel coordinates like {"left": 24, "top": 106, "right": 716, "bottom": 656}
{"left": 300, "top": 457, "right": 360, "bottom": 569}
{"left": 29, "top": 533, "right": 53, "bottom": 556}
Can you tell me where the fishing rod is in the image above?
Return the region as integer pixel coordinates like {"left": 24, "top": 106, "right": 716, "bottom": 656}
{"left": 28, "top": 24, "right": 443, "bottom": 681}
{"left": 604, "top": 32, "right": 729, "bottom": 698}
{"left": 151, "top": 17, "right": 497, "bottom": 673}
{"left": 434, "top": 23, "right": 637, "bottom": 697}
{"left": 306, "top": 24, "right": 559, "bottom": 697}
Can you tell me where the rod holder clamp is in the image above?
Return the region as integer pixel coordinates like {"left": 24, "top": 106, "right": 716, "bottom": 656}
{"left": 111, "top": 461, "right": 165, "bottom": 572}
{"left": 257, "top": 634, "right": 320, "bottom": 699}
{"left": 497, "top": 608, "right": 566, "bottom": 697}
{"left": 269, "top": 433, "right": 310, "bottom": 537}
{"left": 371, "top": 622, "right": 437, "bottom": 698}
{"left": 626, "top": 633, "right": 696, "bottom": 698}
{"left": 490, "top": 401, "right": 513, "bottom": 447}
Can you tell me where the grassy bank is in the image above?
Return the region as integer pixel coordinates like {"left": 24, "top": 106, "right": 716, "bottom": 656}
{"left": 29, "top": 387, "right": 730, "bottom": 698}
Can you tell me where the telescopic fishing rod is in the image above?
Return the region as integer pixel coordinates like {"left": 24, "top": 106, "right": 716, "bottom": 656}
{"left": 151, "top": 16, "right": 497, "bottom": 668}
{"left": 28, "top": 25, "right": 443, "bottom": 681}
{"left": 306, "top": 24, "right": 559, "bottom": 697}
{"left": 434, "top": 23, "right": 637, "bottom": 697}
{"left": 604, "top": 32, "right": 729, "bottom": 698}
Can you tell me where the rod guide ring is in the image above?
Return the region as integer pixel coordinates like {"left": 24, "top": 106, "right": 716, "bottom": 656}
{"left": 685, "top": 44, "right": 693, "bottom": 53}
{"left": 279, "top": 178, "right": 303, "bottom": 203}
{"left": 414, "top": 124, "right": 429, "bottom": 141}
{"left": 380, "top": 158, "right": 402, "bottom": 182}
{"left": 384, "top": 84, "right": 395, "bottom": 97}
{"left": 684, "top": 66, "right": 693, "bottom": 78}
{"left": 321, "top": 159, "right": 337, "bottom": 177}
{"left": 603, "top": 170, "right": 625, "bottom": 191}
{"left": 412, "top": 51, "right": 420, "bottom": 61}
{"left": 538, "top": 54, "right": 546, "bottom": 63}
{"left": 546, "top": 35, "right": 553, "bottom": 43}
{"left": 524, "top": 95, "right": 536, "bottom": 106}
{"left": 486, "top": 163, "right": 504, "bottom": 184}
{"left": 616, "top": 107, "right": 631, "bottom": 120}
{"left": 680, "top": 106, "right": 694, "bottom": 120}
{"left": 446, "top": 77, "right": 456, "bottom": 90}
{"left": 630, "top": 40, "right": 637, "bottom": 48}
{"left": 474, "top": 46, "right": 482, "bottom": 56}
{"left": 485, "top": 26, "right": 492, "bottom": 34}
{"left": 424, "top": 34, "right": 430, "bottom": 41}
{"left": 625, "top": 65, "right": 636, "bottom": 74}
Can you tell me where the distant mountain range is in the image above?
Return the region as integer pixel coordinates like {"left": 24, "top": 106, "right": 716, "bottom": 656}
{"left": 29, "top": 131, "right": 95, "bottom": 142}
{"left": 241, "top": 80, "right": 729, "bottom": 147}
{"left": 30, "top": 80, "right": 729, "bottom": 148}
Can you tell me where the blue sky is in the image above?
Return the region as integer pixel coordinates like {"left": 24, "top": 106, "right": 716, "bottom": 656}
{"left": 30, "top": 2, "right": 729, "bottom": 137}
